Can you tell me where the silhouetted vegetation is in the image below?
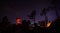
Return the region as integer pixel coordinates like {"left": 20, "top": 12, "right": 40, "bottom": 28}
{"left": 0, "top": 0, "right": 60, "bottom": 33}
{"left": 40, "top": 8, "right": 49, "bottom": 25}
{"left": 50, "top": 0, "right": 59, "bottom": 18}
{"left": 0, "top": 16, "right": 60, "bottom": 33}
{"left": 2, "top": 16, "right": 10, "bottom": 24}
{"left": 28, "top": 10, "right": 36, "bottom": 23}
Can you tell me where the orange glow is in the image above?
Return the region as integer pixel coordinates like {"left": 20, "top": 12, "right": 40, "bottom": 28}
{"left": 16, "top": 19, "right": 20, "bottom": 23}
{"left": 16, "top": 17, "right": 21, "bottom": 25}
{"left": 46, "top": 21, "right": 51, "bottom": 27}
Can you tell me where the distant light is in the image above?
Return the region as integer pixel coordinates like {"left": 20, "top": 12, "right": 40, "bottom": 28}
{"left": 46, "top": 21, "right": 51, "bottom": 27}
{"left": 16, "top": 17, "right": 21, "bottom": 25}
{"left": 38, "top": 21, "right": 51, "bottom": 27}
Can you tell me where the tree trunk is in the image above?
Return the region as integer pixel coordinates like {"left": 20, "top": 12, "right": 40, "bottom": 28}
{"left": 34, "top": 16, "right": 35, "bottom": 23}
{"left": 45, "top": 14, "right": 48, "bottom": 27}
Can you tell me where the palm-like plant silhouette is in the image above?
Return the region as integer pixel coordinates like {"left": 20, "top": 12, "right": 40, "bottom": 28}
{"left": 40, "top": 8, "right": 49, "bottom": 27}
{"left": 48, "top": 0, "right": 59, "bottom": 18}
{"left": 40, "top": 8, "right": 49, "bottom": 22}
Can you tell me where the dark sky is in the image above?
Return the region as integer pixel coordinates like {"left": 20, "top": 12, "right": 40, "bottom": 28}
{"left": 0, "top": 0, "right": 60, "bottom": 24}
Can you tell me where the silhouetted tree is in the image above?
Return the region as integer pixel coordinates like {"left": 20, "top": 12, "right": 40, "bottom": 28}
{"left": 22, "top": 20, "right": 27, "bottom": 25}
{"left": 0, "top": 16, "right": 11, "bottom": 33}
{"left": 22, "top": 20, "right": 28, "bottom": 28}
{"left": 48, "top": 0, "right": 59, "bottom": 18}
{"left": 28, "top": 10, "right": 36, "bottom": 23}
{"left": 22, "top": 20, "right": 30, "bottom": 33}
{"left": 40, "top": 8, "right": 48, "bottom": 23}
{"left": 2, "top": 16, "right": 10, "bottom": 24}
{"left": 27, "top": 20, "right": 31, "bottom": 25}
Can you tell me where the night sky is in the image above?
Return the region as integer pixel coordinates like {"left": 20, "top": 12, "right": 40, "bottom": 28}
{"left": 0, "top": 0, "right": 60, "bottom": 24}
